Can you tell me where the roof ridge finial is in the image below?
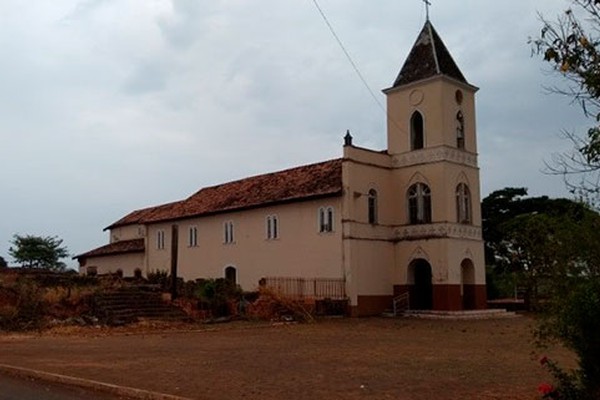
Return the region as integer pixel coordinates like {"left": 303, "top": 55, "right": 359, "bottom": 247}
{"left": 423, "top": 0, "right": 431, "bottom": 21}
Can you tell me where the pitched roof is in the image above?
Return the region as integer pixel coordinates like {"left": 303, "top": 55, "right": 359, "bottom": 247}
{"left": 392, "top": 20, "right": 467, "bottom": 88}
{"left": 106, "top": 158, "right": 343, "bottom": 229}
{"left": 105, "top": 202, "right": 181, "bottom": 230}
{"left": 74, "top": 238, "right": 144, "bottom": 260}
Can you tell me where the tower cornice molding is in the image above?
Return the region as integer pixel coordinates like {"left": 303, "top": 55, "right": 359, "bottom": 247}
{"left": 391, "top": 145, "right": 478, "bottom": 169}
{"left": 382, "top": 74, "right": 479, "bottom": 95}
{"left": 395, "top": 222, "right": 482, "bottom": 241}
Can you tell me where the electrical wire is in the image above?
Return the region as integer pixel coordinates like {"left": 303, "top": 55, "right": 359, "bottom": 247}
{"left": 310, "top": 0, "right": 406, "bottom": 136}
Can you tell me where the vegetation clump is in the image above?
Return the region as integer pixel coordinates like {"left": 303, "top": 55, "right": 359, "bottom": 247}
{"left": 0, "top": 270, "right": 96, "bottom": 331}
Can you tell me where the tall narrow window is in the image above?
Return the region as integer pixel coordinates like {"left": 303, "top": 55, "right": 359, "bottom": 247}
{"left": 410, "top": 111, "right": 424, "bottom": 150}
{"left": 157, "top": 230, "right": 165, "bottom": 250}
{"left": 319, "top": 207, "right": 326, "bottom": 232}
{"left": 407, "top": 183, "right": 432, "bottom": 224}
{"left": 456, "top": 111, "right": 465, "bottom": 149}
{"left": 225, "top": 266, "right": 237, "bottom": 284}
{"left": 266, "top": 215, "right": 279, "bottom": 240}
{"left": 456, "top": 183, "right": 471, "bottom": 224}
{"left": 368, "top": 189, "right": 378, "bottom": 224}
{"left": 318, "top": 206, "right": 334, "bottom": 233}
{"left": 188, "top": 226, "right": 198, "bottom": 247}
{"left": 223, "top": 221, "right": 234, "bottom": 244}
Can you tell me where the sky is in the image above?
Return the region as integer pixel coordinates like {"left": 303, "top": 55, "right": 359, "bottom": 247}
{"left": 0, "top": 0, "right": 589, "bottom": 267}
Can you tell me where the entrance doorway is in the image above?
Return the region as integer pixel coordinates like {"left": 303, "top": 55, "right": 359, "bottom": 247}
{"left": 461, "top": 258, "right": 476, "bottom": 310}
{"left": 409, "top": 259, "right": 433, "bottom": 310}
{"left": 225, "top": 266, "right": 237, "bottom": 284}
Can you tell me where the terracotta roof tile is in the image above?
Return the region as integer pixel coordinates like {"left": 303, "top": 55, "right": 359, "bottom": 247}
{"left": 107, "top": 158, "right": 343, "bottom": 228}
{"left": 104, "top": 201, "right": 181, "bottom": 230}
{"left": 74, "top": 238, "right": 144, "bottom": 260}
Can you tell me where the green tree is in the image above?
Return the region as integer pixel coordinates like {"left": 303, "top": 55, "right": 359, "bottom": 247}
{"left": 482, "top": 188, "right": 600, "bottom": 302}
{"left": 8, "top": 234, "right": 69, "bottom": 271}
{"left": 532, "top": 0, "right": 600, "bottom": 203}
{"left": 0, "top": 256, "right": 7, "bottom": 268}
{"left": 531, "top": 4, "right": 600, "bottom": 396}
{"left": 483, "top": 189, "right": 600, "bottom": 397}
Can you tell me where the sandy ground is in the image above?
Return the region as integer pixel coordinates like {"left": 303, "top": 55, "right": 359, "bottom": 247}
{"left": 0, "top": 317, "right": 573, "bottom": 400}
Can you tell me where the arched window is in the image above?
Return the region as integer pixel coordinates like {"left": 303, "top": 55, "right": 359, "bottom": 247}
{"left": 407, "top": 183, "right": 432, "bottom": 224}
{"left": 410, "top": 111, "right": 424, "bottom": 150}
{"left": 456, "top": 183, "right": 471, "bottom": 224}
{"left": 456, "top": 111, "right": 465, "bottom": 149}
{"left": 368, "top": 189, "right": 378, "bottom": 224}
{"left": 225, "top": 266, "right": 237, "bottom": 283}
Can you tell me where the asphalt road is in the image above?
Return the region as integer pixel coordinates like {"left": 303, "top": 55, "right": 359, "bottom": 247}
{"left": 0, "top": 373, "right": 129, "bottom": 400}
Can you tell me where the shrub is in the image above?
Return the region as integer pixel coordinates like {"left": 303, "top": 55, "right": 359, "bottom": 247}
{"left": 147, "top": 269, "right": 169, "bottom": 289}
{"left": 0, "top": 273, "right": 98, "bottom": 331}
{"left": 195, "top": 278, "right": 242, "bottom": 317}
{"left": 0, "top": 278, "right": 45, "bottom": 330}
{"left": 538, "top": 357, "right": 585, "bottom": 400}
{"left": 42, "top": 286, "right": 94, "bottom": 320}
{"left": 536, "top": 279, "right": 600, "bottom": 399}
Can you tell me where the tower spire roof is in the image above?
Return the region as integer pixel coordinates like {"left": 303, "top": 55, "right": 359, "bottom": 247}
{"left": 392, "top": 20, "right": 467, "bottom": 88}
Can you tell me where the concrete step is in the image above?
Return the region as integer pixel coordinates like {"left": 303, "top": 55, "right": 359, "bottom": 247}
{"left": 94, "top": 300, "right": 167, "bottom": 309}
{"left": 92, "top": 289, "right": 189, "bottom": 325}
{"left": 108, "top": 308, "right": 186, "bottom": 316}
{"left": 401, "top": 309, "right": 519, "bottom": 320}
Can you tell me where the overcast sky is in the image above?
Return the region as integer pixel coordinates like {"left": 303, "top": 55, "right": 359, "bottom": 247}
{"left": 0, "top": 0, "right": 588, "bottom": 266}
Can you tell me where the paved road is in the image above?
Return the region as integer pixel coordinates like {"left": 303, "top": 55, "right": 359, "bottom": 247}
{"left": 0, "top": 373, "right": 129, "bottom": 400}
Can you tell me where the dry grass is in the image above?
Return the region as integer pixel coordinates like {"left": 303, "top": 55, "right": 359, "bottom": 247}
{"left": 246, "top": 287, "right": 316, "bottom": 322}
{"left": 0, "top": 274, "right": 97, "bottom": 330}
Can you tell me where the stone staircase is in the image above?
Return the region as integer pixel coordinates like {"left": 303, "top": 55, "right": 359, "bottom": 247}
{"left": 92, "top": 287, "right": 190, "bottom": 325}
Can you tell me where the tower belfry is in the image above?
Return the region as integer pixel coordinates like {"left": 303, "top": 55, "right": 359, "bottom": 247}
{"left": 380, "top": 19, "right": 486, "bottom": 310}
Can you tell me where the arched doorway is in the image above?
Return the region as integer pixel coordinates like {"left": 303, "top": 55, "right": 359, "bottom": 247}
{"left": 408, "top": 259, "right": 433, "bottom": 310}
{"left": 461, "top": 259, "right": 476, "bottom": 310}
{"left": 224, "top": 266, "right": 237, "bottom": 284}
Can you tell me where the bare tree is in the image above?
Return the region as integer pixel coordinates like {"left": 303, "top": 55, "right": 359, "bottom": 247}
{"left": 532, "top": 0, "right": 600, "bottom": 205}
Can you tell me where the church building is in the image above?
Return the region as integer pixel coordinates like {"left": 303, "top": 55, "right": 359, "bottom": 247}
{"left": 75, "top": 20, "right": 487, "bottom": 316}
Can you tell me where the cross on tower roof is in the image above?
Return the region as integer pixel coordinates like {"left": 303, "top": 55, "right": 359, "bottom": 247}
{"left": 423, "top": 0, "right": 431, "bottom": 20}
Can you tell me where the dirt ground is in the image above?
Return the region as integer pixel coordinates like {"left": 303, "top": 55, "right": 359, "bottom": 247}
{"left": 0, "top": 316, "right": 574, "bottom": 400}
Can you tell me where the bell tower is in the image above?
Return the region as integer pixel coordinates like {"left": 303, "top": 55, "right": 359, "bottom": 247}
{"left": 385, "top": 20, "right": 478, "bottom": 155}
{"left": 383, "top": 20, "right": 487, "bottom": 310}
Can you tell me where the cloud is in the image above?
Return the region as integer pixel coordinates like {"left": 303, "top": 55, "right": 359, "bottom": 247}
{"left": 0, "top": 0, "right": 584, "bottom": 264}
{"left": 62, "top": 0, "right": 113, "bottom": 22}
{"left": 122, "top": 62, "right": 168, "bottom": 94}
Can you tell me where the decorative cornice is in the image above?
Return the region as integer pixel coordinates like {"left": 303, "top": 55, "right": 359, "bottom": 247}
{"left": 395, "top": 222, "right": 482, "bottom": 241}
{"left": 392, "top": 146, "right": 478, "bottom": 169}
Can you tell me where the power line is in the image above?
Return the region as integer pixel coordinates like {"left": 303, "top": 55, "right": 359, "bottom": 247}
{"left": 310, "top": 0, "right": 386, "bottom": 115}
{"left": 310, "top": 0, "right": 405, "bottom": 136}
